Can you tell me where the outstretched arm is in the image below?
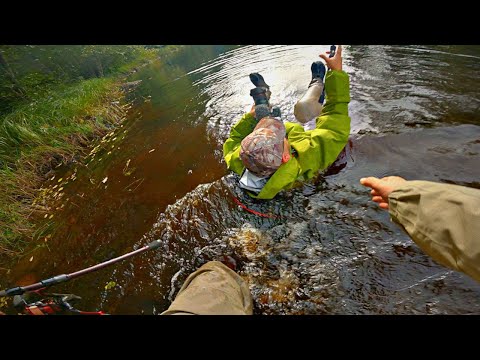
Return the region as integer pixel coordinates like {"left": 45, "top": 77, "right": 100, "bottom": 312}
{"left": 287, "top": 46, "right": 350, "bottom": 176}
{"left": 360, "top": 176, "right": 407, "bottom": 209}
{"left": 361, "top": 176, "right": 480, "bottom": 283}
{"left": 316, "top": 45, "right": 350, "bottom": 133}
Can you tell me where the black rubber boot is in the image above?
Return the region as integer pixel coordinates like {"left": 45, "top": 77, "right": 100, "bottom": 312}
{"left": 249, "top": 72, "right": 270, "bottom": 89}
{"left": 310, "top": 61, "right": 326, "bottom": 81}
{"left": 250, "top": 87, "right": 269, "bottom": 106}
{"left": 309, "top": 61, "right": 327, "bottom": 104}
{"left": 249, "top": 72, "right": 272, "bottom": 120}
{"left": 249, "top": 72, "right": 271, "bottom": 102}
{"left": 250, "top": 87, "right": 271, "bottom": 120}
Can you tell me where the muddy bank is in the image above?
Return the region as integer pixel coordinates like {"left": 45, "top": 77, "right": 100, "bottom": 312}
{"left": 0, "top": 79, "right": 141, "bottom": 266}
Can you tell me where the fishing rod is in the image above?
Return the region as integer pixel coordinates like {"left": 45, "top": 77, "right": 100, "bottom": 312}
{"left": 0, "top": 238, "right": 163, "bottom": 314}
{"left": 0, "top": 238, "right": 162, "bottom": 297}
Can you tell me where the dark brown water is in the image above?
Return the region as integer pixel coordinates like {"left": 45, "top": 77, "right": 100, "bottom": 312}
{"left": 2, "top": 45, "right": 480, "bottom": 314}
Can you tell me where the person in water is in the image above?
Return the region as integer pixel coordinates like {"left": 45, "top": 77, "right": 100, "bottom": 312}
{"left": 223, "top": 45, "right": 351, "bottom": 199}
{"left": 162, "top": 177, "right": 480, "bottom": 315}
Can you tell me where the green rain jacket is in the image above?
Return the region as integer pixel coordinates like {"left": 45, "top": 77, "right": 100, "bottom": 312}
{"left": 223, "top": 70, "right": 351, "bottom": 199}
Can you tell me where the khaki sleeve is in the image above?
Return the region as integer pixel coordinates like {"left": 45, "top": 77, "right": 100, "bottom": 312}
{"left": 388, "top": 180, "right": 480, "bottom": 282}
{"left": 161, "top": 261, "right": 253, "bottom": 315}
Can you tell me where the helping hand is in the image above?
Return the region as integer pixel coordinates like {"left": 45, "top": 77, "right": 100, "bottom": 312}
{"left": 360, "top": 176, "right": 407, "bottom": 210}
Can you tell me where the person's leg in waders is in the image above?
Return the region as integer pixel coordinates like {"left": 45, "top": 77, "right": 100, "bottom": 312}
{"left": 294, "top": 61, "right": 327, "bottom": 130}
{"left": 161, "top": 261, "right": 253, "bottom": 315}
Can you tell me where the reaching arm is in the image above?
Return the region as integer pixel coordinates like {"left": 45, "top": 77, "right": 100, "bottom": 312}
{"left": 361, "top": 177, "right": 480, "bottom": 282}
{"left": 317, "top": 44, "right": 350, "bottom": 136}
{"left": 286, "top": 69, "right": 351, "bottom": 178}
{"left": 389, "top": 181, "right": 480, "bottom": 282}
{"left": 316, "top": 69, "right": 351, "bottom": 131}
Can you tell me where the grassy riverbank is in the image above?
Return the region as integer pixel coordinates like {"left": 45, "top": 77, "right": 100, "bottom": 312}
{"left": 0, "top": 46, "right": 179, "bottom": 257}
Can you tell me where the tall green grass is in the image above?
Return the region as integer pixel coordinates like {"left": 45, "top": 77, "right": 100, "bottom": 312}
{"left": 0, "top": 77, "right": 124, "bottom": 256}
{"left": 0, "top": 46, "right": 168, "bottom": 262}
{"left": 0, "top": 78, "right": 115, "bottom": 164}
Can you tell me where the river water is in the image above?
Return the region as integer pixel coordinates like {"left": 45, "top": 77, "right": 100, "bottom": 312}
{"left": 2, "top": 45, "right": 480, "bottom": 314}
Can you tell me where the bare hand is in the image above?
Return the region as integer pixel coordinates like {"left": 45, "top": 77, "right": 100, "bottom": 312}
{"left": 319, "top": 45, "right": 343, "bottom": 71}
{"left": 249, "top": 103, "right": 256, "bottom": 117}
{"left": 360, "top": 176, "right": 407, "bottom": 210}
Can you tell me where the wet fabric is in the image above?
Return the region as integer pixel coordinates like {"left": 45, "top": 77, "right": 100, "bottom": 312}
{"left": 161, "top": 261, "right": 253, "bottom": 315}
{"left": 389, "top": 180, "right": 480, "bottom": 282}
{"left": 239, "top": 169, "right": 269, "bottom": 194}
{"left": 224, "top": 70, "right": 351, "bottom": 199}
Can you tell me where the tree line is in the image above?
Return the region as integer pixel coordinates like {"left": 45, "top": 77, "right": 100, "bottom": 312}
{"left": 0, "top": 45, "right": 154, "bottom": 115}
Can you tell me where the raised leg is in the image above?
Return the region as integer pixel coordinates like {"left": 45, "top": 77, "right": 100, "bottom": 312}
{"left": 294, "top": 61, "right": 326, "bottom": 124}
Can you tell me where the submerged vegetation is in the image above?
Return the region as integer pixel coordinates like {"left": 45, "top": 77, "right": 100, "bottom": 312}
{"left": 0, "top": 45, "right": 178, "bottom": 258}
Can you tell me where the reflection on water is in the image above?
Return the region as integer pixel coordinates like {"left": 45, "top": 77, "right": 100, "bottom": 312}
{"left": 2, "top": 45, "right": 480, "bottom": 314}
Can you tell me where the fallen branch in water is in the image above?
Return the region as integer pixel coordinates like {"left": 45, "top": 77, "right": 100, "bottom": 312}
{"left": 123, "top": 178, "right": 144, "bottom": 193}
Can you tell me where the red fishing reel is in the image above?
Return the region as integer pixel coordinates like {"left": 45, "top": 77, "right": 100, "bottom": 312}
{"left": 12, "top": 289, "right": 106, "bottom": 315}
